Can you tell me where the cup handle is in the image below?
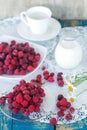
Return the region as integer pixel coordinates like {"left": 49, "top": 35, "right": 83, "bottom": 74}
{"left": 20, "top": 12, "right": 29, "bottom": 26}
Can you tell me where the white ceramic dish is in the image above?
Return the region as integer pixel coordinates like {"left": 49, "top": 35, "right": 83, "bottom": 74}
{"left": 17, "top": 18, "right": 61, "bottom": 41}
{"left": 0, "top": 35, "right": 47, "bottom": 95}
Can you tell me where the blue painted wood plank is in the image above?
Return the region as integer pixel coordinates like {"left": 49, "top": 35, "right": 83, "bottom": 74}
{"left": 0, "top": 110, "right": 12, "bottom": 130}
{"left": 13, "top": 120, "right": 54, "bottom": 130}
{"left": 83, "top": 20, "right": 87, "bottom": 26}
{"left": 56, "top": 117, "right": 87, "bottom": 130}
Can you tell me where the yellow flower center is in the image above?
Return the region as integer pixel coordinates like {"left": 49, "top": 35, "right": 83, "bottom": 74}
{"left": 68, "top": 86, "right": 73, "bottom": 91}
{"left": 70, "top": 97, "right": 75, "bottom": 102}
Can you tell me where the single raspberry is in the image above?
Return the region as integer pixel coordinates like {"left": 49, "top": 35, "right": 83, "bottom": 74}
{"left": 23, "top": 110, "right": 30, "bottom": 116}
{"left": 65, "top": 114, "right": 72, "bottom": 121}
{"left": 66, "top": 102, "right": 71, "bottom": 108}
{"left": 12, "top": 101, "right": 20, "bottom": 109}
{"left": 41, "top": 66, "right": 46, "bottom": 71}
{"left": 56, "top": 101, "right": 61, "bottom": 107}
{"left": 28, "top": 105, "right": 35, "bottom": 112}
{"left": 24, "top": 95, "right": 31, "bottom": 101}
{"left": 48, "top": 76, "right": 54, "bottom": 82}
{"left": 12, "top": 108, "right": 18, "bottom": 114}
{"left": 69, "top": 107, "right": 75, "bottom": 113}
{"left": 18, "top": 51, "right": 23, "bottom": 58}
{"left": 58, "top": 80, "right": 64, "bottom": 87}
{"left": 57, "top": 72, "right": 63, "bottom": 77}
{"left": 59, "top": 98, "right": 68, "bottom": 107}
{"left": 11, "top": 40, "right": 16, "bottom": 45}
{"left": 21, "top": 100, "right": 28, "bottom": 107}
{"left": 16, "top": 93, "right": 23, "bottom": 103}
{"left": 35, "top": 54, "right": 40, "bottom": 61}
{"left": 57, "top": 94, "right": 64, "bottom": 101}
{"left": 60, "top": 106, "right": 66, "bottom": 111}
{"left": 0, "top": 97, "right": 6, "bottom": 105}
{"left": 43, "top": 70, "right": 49, "bottom": 76}
{"left": 6, "top": 92, "right": 14, "bottom": 98}
{"left": 57, "top": 110, "right": 65, "bottom": 117}
{"left": 33, "top": 96, "right": 39, "bottom": 103}
{"left": 27, "top": 65, "right": 34, "bottom": 72}
{"left": 35, "top": 106, "right": 40, "bottom": 112}
{"left": 50, "top": 117, "right": 57, "bottom": 125}
{"left": 20, "top": 85, "right": 27, "bottom": 91}
{"left": 50, "top": 72, "right": 54, "bottom": 77}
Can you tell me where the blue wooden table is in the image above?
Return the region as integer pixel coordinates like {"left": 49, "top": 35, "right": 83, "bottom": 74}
{"left": 0, "top": 19, "right": 87, "bottom": 130}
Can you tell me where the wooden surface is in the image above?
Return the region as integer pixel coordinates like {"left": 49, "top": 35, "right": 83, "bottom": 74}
{"left": 0, "top": 20, "right": 87, "bottom": 130}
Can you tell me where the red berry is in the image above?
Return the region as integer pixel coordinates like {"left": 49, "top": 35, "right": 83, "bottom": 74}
{"left": 65, "top": 114, "right": 72, "bottom": 121}
{"left": 21, "top": 100, "right": 28, "bottom": 107}
{"left": 16, "top": 93, "right": 23, "bottom": 103}
{"left": 59, "top": 98, "right": 68, "bottom": 107}
{"left": 41, "top": 66, "right": 46, "bottom": 70}
{"left": 57, "top": 110, "right": 65, "bottom": 117}
{"left": 0, "top": 97, "right": 6, "bottom": 105}
{"left": 28, "top": 105, "right": 35, "bottom": 112}
{"left": 58, "top": 79, "right": 64, "bottom": 87}
{"left": 48, "top": 76, "right": 54, "bottom": 82}
{"left": 33, "top": 96, "right": 39, "bottom": 103}
{"left": 57, "top": 94, "right": 64, "bottom": 101}
{"left": 24, "top": 95, "right": 31, "bottom": 101}
{"left": 12, "top": 108, "right": 18, "bottom": 114}
{"left": 69, "top": 107, "right": 75, "bottom": 113}
{"left": 50, "top": 118, "right": 57, "bottom": 125}
{"left": 27, "top": 65, "right": 34, "bottom": 72}
{"left": 35, "top": 54, "right": 40, "bottom": 61}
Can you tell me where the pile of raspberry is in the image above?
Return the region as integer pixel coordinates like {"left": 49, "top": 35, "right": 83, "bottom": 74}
{"left": 0, "top": 74, "right": 45, "bottom": 116}
{"left": 0, "top": 40, "right": 41, "bottom": 75}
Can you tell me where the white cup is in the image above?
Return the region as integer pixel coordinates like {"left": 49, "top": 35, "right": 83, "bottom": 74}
{"left": 20, "top": 6, "right": 52, "bottom": 34}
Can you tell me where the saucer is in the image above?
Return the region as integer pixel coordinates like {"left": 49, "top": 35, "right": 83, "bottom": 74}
{"left": 17, "top": 18, "right": 61, "bottom": 41}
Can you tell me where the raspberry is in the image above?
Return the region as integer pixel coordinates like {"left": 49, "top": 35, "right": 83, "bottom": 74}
{"left": 65, "top": 114, "right": 72, "bottom": 121}
{"left": 0, "top": 97, "right": 6, "bottom": 105}
{"left": 60, "top": 106, "right": 67, "bottom": 111}
{"left": 20, "top": 85, "right": 26, "bottom": 91}
{"left": 57, "top": 110, "right": 65, "bottom": 117}
{"left": 16, "top": 93, "right": 23, "bottom": 103}
{"left": 35, "top": 106, "right": 40, "bottom": 112}
{"left": 50, "top": 118, "right": 57, "bottom": 125}
{"left": 69, "top": 107, "right": 75, "bottom": 113}
{"left": 59, "top": 98, "right": 68, "bottom": 106}
{"left": 11, "top": 40, "right": 16, "bottom": 45}
{"left": 12, "top": 101, "right": 20, "bottom": 109}
{"left": 66, "top": 102, "right": 71, "bottom": 108}
{"left": 6, "top": 92, "right": 14, "bottom": 98}
{"left": 24, "top": 95, "right": 31, "bottom": 101}
{"left": 57, "top": 94, "right": 64, "bottom": 101}
{"left": 57, "top": 72, "right": 63, "bottom": 77}
{"left": 43, "top": 70, "right": 49, "bottom": 76}
{"left": 48, "top": 76, "right": 54, "bottom": 82}
{"left": 56, "top": 101, "right": 61, "bottom": 107}
{"left": 18, "top": 51, "right": 23, "bottom": 58}
{"left": 58, "top": 80, "right": 64, "bottom": 87}
{"left": 12, "top": 108, "right": 18, "bottom": 114}
{"left": 35, "top": 54, "right": 40, "bottom": 61}
{"left": 27, "top": 65, "right": 34, "bottom": 72}
{"left": 41, "top": 66, "right": 46, "bottom": 70}
{"left": 33, "top": 96, "right": 39, "bottom": 103}
{"left": 28, "top": 105, "right": 35, "bottom": 112}
{"left": 23, "top": 110, "right": 30, "bottom": 116}
{"left": 21, "top": 100, "right": 28, "bottom": 107}
{"left": 50, "top": 72, "right": 54, "bottom": 76}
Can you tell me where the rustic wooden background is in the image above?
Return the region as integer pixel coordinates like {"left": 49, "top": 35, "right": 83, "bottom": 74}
{"left": 0, "top": 0, "right": 87, "bottom": 19}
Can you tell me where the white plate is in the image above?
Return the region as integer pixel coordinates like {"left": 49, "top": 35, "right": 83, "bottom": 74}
{"left": 17, "top": 18, "right": 61, "bottom": 41}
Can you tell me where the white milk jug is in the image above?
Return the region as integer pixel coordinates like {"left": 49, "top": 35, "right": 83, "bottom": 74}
{"left": 55, "top": 29, "right": 83, "bottom": 69}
